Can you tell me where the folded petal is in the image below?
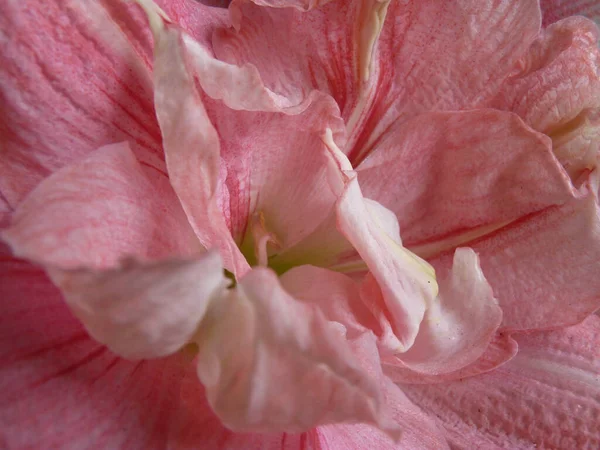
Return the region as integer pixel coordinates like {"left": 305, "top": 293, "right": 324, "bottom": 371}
{"left": 0, "top": 244, "right": 192, "bottom": 449}
{"left": 401, "top": 315, "right": 600, "bottom": 449}
{"left": 140, "top": 5, "right": 249, "bottom": 275}
{"left": 2, "top": 142, "right": 198, "bottom": 269}
{"left": 356, "top": 110, "right": 576, "bottom": 255}
{"left": 489, "top": 17, "right": 600, "bottom": 179}
{"left": 0, "top": 0, "right": 165, "bottom": 210}
{"left": 51, "top": 252, "right": 227, "bottom": 360}
{"left": 195, "top": 267, "right": 400, "bottom": 438}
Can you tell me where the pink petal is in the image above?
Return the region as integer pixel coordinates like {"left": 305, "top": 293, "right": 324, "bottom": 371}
{"left": 489, "top": 17, "right": 600, "bottom": 179}
{"left": 356, "top": 110, "right": 575, "bottom": 256}
{"left": 51, "top": 252, "right": 227, "bottom": 359}
{"left": 0, "top": 0, "right": 165, "bottom": 211}
{"left": 401, "top": 315, "right": 600, "bottom": 449}
{"left": 334, "top": 175, "right": 435, "bottom": 351}
{"left": 195, "top": 267, "right": 401, "bottom": 438}
{"left": 214, "top": 0, "right": 389, "bottom": 124}
{"left": 0, "top": 244, "right": 190, "bottom": 449}
{"left": 2, "top": 142, "right": 198, "bottom": 269}
{"left": 384, "top": 332, "right": 519, "bottom": 385}
{"left": 541, "top": 0, "right": 600, "bottom": 26}
{"left": 142, "top": 8, "right": 249, "bottom": 275}
{"left": 326, "top": 138, "right": 501, "bottom": 371}
{"left": 463, "top": 190, "right": 600, "bottom": 331}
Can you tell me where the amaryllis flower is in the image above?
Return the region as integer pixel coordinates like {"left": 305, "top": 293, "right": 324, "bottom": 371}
{"left": 1, "top": 0, "right": 599, "bottom": 448}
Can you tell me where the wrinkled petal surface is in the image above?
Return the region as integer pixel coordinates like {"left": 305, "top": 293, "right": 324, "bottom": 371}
{"left": 351, "top": 0, "right": 542, "bottom": 162}
{"left": 326, "top": 137, "right": 500, "bottom": 373}
{"left": 215, "top": 0, "right": 389, "bottom": 124}
{"left": 402, "top": 315, "right": 600, "bottom": 449}
{"left": 461, "top": 191, "right": 600, "bottom": 331}
{"left": 315, "top": 334, "right": 449, "bottom": 450}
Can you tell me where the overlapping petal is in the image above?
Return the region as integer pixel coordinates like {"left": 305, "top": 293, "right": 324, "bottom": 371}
{"left": 324, "top": 133, "right": 502, "bottom": 374}
{"left": 355, "top": 109, "right": 600, "bottom": 331}
{"left": 1, "top": 142, "right": 229, "bottom": 360}
{"left": 194, "top": 267, "right": 401, "bottom": 438}
{"left": 214, "top": 0, "right": 390, "bottom": 126}
{"left": 143, "top": 5, "right": 249, "bottom": 274}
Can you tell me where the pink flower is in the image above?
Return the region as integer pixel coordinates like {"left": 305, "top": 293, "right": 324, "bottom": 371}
{"left": 1, "top": 0, "right": 599, "bottom": 448}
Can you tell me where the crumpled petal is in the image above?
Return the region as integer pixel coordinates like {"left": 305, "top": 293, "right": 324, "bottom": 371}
{"left": 1, "top": 142, "right": 227, "bottom": 360}
{"left": 356, "top": 110, "right": 576, "bottom": 256}
{"left": 354, "top": 108, "right": 600, "bottom": 331}
{"left": 489, "top": 17, "right": 600, "bottom": 179}
{"left": 51, "top": 252, "right": 227, "bottom": 360}
{"left": 194, "top": 267, "right": 401, "bottom": 438}
{"left": 325, "top": 135, "right": 501, "bottom": 373}
{"left": 0, "top": 243, "right": 193, "bottom": 449}
{"left": 0, "top": 0, "right": 165, "bottom": 211}
{"left": 401, "top": 315, "right": 600, "bottom": 449}
{"left": 2, "top": 142, "right": 198, "bottom": 269}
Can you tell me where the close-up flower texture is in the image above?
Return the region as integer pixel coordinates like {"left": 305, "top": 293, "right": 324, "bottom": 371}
{"left": 1, "top": 0, "right": 600, "bottom": 449}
